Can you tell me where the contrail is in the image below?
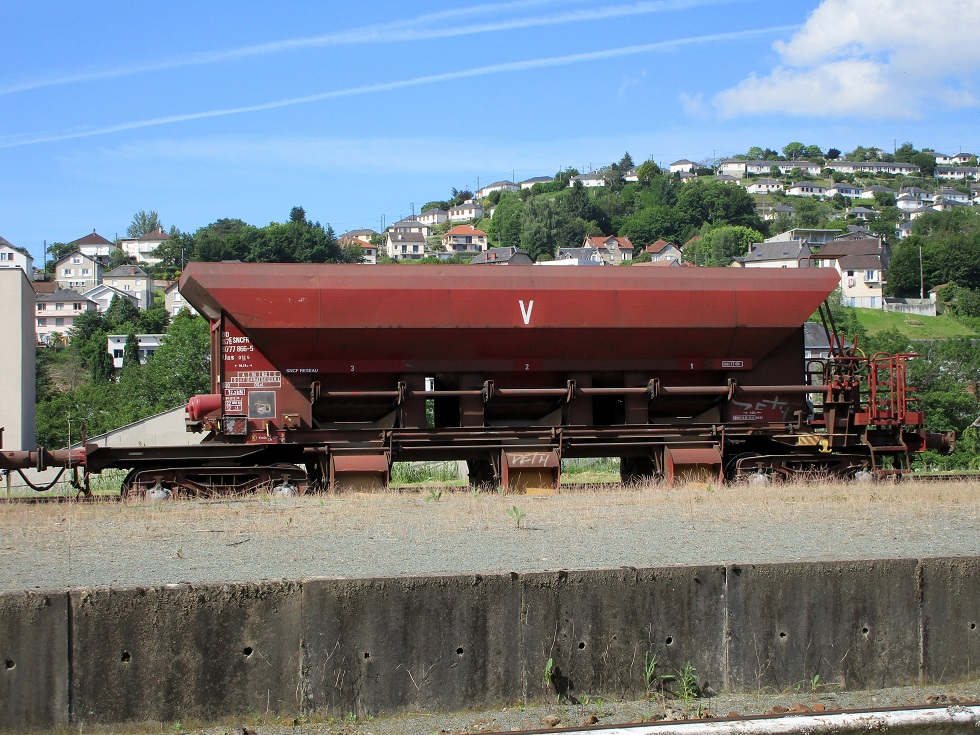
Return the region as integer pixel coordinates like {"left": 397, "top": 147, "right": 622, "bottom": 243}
{"left": 0, "top": 0, "right": 746, "bottom": 96}
{"left": 0, "top": 25, "right": 797, "bottom": 149}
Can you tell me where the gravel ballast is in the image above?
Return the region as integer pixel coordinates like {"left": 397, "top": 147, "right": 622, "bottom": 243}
{"left": 2, "top": 480, "right": 979, "bottom": 590}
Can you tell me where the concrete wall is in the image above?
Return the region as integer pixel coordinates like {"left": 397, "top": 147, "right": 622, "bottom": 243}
{"left": 3, "top": 557, "right": 978, "bottom": 730}
{"left": 0, "top": 269, "right": 36, "bottom": 451}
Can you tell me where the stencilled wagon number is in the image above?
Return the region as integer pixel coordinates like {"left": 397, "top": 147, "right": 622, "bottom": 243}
{"left": 525, "top": 363, "right": 530, "bottom": 371}
{"left": 351, "top": 364, "right": 355, "bottom": 372}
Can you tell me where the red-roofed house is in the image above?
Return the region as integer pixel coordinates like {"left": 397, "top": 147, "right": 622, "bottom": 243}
{"left": 442, "top": 225, "right": 488, "bottom": 255}
{"left": 583, "top": 235, "right": 633, "bottom": 264}
{"left": 643, "top": 239, "right": 682, "bottom": 264}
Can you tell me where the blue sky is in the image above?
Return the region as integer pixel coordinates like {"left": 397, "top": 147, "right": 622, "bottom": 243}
{"left": 2, "top": 0, "right": 979, "bottom": 263}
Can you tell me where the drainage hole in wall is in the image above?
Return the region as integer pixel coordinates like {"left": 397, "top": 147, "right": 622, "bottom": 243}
{"left": 121, "top": 651, "right": 131, "bottom": 663}
{"left": 862, "top": 627, "right": 869, "bottom": 635}
{"left": 364, "top": 652, "right": 371, "bottom": 660}
{"left": 665, "top": 636, "right": 673, "bottom": 646}
{"left": 242, "top": 647, "right": 253, "bottom": 658}
{"left": 970, "top": 622, "right": 976, "bottom": 631}
{"left": 4, "top": 659, "right": 14, "bottom": 670}
{"left": 779, "top": 632, "right": 787, "bottom": 639}
{"left": 456, "top": 647, "right": 464, "bottom": 656}
{"left": 578, "top": 641, "right": 586, "bottom": 650}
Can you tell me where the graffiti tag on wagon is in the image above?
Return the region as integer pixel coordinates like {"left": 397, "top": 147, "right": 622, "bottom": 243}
{"left": 731, "top": 396, "right": 791, "bottom": 422}
{"left": 508, "top": 453, "right": 554, "bottom": 467}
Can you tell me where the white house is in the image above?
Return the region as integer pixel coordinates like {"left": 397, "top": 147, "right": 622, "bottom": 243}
{"left": 442, "top": 225, "right": 488, "bottom": 255}
{"left": 569, "top": 173, "right": 605, "bottom": 188}
{"left": 766, "top": 228, "right": 840, "bottom": 245}
{"left": 520, "top": 176, "right": 553, "bottom": 189}
{"left": 669, "top": 159, "right": 706, "bottom": 174}
{"left": 827, "top": 183, "right": 862, "bottom": 199}
{"left": 388, "top": 217, "right": 431, "bottom": 237}
{"left": 745, "top": 178, "right": 783, "bottom": 194}
{"left": 107, "top": 333, "right": 164, "bottom": 369}
{"left": 786, "top": 182, "right": 827, "bottom": 197}
{"left": 584, "top": 235, "right": 634, "bottom": 264}
{"left": 70, "top": 230, "right": 118, "bottom": 260}
{"left": 119, "top": 227, "right": 168, "bottom": 265}
{"left": 418, "top": 209, "right": 448, "bottom": 227}
{"left": 827, "top": 161, "right": 920, "bottom": 176}
{"left": 937, "top": 187, "right": 970, "bottom": 204}
{"left": 732, "top": 241, "right": 815, "bottom": 269}
{"left": 35, "top": 289, "right": 98, "bottom": 343}
{"left": 935, "top": 152, "right": 974, "bottom": 166}
{"left": 385, "top": 231, "right": 427, "bottom": 260}
{"left": 0, "top": 236, "right": 34, "bottom": 280}
{"left": 475, "top": 180, "right": 518, "bottom": 198}
{"left": 103, "top": 264, "right": 154, "bottom": 309}
{"left": 448, "top": 201, "right": 485, "bottom": 221}
{"left": 54, "top": 251, "right": 103, "bottom": 293}
{"left": 934, "top": 166, "right": 980, "bottom": 181}
{"left": 163, "top": 281, "right": 198, "bottom": 316}
{"left": 81, "top": 283, "right": 138, "bottom": 313}
{"left": 811, "top": 238, "right": 888, "bottom": 309}
{"left": 718, "top": 159, "right": 748, "bottom": 177}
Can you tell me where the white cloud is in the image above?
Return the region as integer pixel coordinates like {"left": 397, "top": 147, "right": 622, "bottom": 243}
{"left": 708, "top": 0, "right": 980, "bottom": 119}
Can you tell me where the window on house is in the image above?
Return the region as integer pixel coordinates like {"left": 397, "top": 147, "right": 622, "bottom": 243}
{"left": 37, "top": 303, "right": 45, "bottom": 311}
{"left": 865, "top": 270, "right": 876, "bottom": 281}
{"left": 62, "top": 268, "right": 72, "bottom": 276}
{"left": 81, "top": 268, "right": 90, "bottom": 276}
{"left": 0, "top": 252, "right": 11, "bottom": 261}
{"left": 55, "top": 317, "right": 64, "bottom": 326}
{"left": 55, "top": 303, "right": 64, "bottom": 310}
{"left": 73, "top": 303, "right": 81, "bottom": 310}
{"left": 847, "top": 270, "right": 854, "bottom": 277}
{"left": 113, "top": 349, "right": 123, "bottom": 359}
{"left": 37, "top": 318, "right": 46, "bottom": 326}
{"left": 71, "top": 257, "right": 81, "bottom": 264}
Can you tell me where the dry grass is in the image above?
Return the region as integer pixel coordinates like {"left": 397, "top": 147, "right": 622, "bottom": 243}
{"left": 3, "top": 477, "right": 979, "bottom": 551}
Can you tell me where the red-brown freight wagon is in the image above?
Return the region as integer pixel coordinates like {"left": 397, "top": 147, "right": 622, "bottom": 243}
{"left": 1, "top": 263, "right": 954, "bottom": 495}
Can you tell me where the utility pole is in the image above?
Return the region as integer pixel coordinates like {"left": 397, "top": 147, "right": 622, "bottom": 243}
{"left": 919, "top": 242, "right": 925, "bottom": 300}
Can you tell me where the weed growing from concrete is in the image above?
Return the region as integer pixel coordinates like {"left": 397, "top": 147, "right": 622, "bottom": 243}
{"left": 676, "top": 661, "right": 699, "bottom": 706}
{"left": 506, "top": 505, "right": 526, "bottom": 529}
{"left": 643, "top": 652, "right": 674, "bottom": 698}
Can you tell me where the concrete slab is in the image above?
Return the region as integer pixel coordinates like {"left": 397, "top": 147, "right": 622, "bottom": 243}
{"left": 920, "top": 556, "right": 980, "bottom": 681}
{"left": 518, "top": 566, "right": 727, "bottom": 703}
{"left": 0, "top": 590, "right": 68, "bottom": 731}
{"left": 725, "top": 560, "right": 920, "bottom": 692}
{"left": 302, "top": 574, "right": 521, "bottom": 716}
{"left": 70, "top": 581, "right": 302, "bottom": 725}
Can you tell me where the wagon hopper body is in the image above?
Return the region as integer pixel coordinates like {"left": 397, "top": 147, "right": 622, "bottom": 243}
{"left": 170, "top": 263, "right": 941, "bottom": 492}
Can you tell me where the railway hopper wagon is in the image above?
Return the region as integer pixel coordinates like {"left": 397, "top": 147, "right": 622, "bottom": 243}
{"left": 0, "top": 263, "right": 953, "bottom": 495}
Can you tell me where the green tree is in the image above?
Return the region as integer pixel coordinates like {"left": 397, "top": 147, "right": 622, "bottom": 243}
{"left": 674, "top": 178, "right": 765, "bottom": 237}
{"left": 683, "top": 225, "right": 764, "bottom": 266}
{"left": 141, "top": 310, "right": 212, "bottom": 409}
{"left": 911, "top": 151, "right": 936, "bottom": 177}
{"left": 127, "top": 210, "right": 162, "bottom": 238}
{"left": 894, "top": 142, "right": 918, "bottom": 163}
{"left": 90, "top": 329, "right": 114, "bottom": 383}
{"left": 782, "top": 141, "right": 806, "bottom": 160}
{"left": 104, "top": 294, "right": 140, "bottom": 332}
{"left": 123, "top": 332, "right": 140, "bottom": 369}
